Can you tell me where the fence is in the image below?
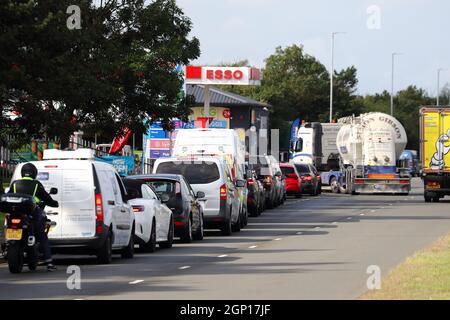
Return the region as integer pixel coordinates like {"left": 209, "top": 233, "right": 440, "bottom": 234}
{"left": 0, "top": 145, "right": 15, "bottom": 183}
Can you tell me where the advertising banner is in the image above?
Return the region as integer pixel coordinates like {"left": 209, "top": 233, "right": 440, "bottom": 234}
{"left": 96, "top": 156, "right": 135, "bottom": 176}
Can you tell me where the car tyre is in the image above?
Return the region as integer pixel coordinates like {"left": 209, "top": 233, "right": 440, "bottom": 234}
{"left": 97, "top": 231, "right": 113, "bottom": 264}
{"left": 159, "top": 216, "right": 174, "bottom": 249}
{"left": 121, "top": 226, "right": 135, "bottom": 259}
{"left": 141, "top": 220, "right": 157, "bottom": 253}
{"left": 180, "top": 216, "right": 193, "bottom": 243}
{"left": 232, "top": 214, "right": 241, "bottom": 232}
{"left": 193, "top": 214, "right": 204, "bottom": 241}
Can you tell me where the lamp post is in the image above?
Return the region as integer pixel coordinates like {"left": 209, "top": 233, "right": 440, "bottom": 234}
{"left": 391, "top": 53, "right": 402, "bottom": 116}
{"left": 437, "top": 68, "right": 447, "bottom": 106}
{"left": 330, "top": 32, "right": 346, "bottom": 123}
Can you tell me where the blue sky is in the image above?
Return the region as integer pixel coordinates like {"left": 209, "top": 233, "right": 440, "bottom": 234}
{"left": 177, "top": 0, "right": 450, "bottom": 96}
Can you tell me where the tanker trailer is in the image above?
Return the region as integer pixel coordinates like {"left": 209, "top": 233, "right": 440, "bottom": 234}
{"left": 336, "top": 112, "right": 411, "bottom": 195}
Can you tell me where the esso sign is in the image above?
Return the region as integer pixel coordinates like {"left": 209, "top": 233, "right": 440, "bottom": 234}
{"left": 206, "top": 69, "right": 244, "bottom": 81}
{"left": 185, "top": 66, "right": 261, "bottom": 86}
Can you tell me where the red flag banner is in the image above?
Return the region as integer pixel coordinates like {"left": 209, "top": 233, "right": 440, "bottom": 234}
{"left": 109, "top": 127, "right": 132, "bottom": 155}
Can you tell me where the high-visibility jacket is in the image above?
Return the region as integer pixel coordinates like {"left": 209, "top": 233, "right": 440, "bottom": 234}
{"left": 9, "top": 177, "right": 58, "bottom": 208}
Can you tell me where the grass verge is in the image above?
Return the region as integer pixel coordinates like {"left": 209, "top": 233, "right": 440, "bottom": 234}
{"left": 361, "top": 234, "right": 450, "bottom": 300}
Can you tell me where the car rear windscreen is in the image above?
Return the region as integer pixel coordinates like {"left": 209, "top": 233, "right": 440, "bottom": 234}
{"left": 281, "top": 167, "right": 295, "bottom": 175}
{"left": 156, "top": 162, "right": 220, "bottom": 184}
{"left": 294, "top": 165, "right": 310, "bottom": 174}
{"left": 147, "top": 180, "right": 176, "bottom": 197}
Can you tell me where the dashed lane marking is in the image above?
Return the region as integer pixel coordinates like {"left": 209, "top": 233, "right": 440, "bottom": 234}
{"left": 129, "top": 280, "right": 144, "bottom": 285}
{"left": 179, "top": 266, "right": 191, "bottom": 270}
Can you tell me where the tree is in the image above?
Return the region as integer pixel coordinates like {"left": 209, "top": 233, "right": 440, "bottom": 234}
{"left": 0, "top": 0, "right": 200, "bottom": 147}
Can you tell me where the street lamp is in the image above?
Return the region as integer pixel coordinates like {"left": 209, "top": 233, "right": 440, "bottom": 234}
{"left": 391, "top": 52, "right": 402, "bottom": 116}
{"left": 330, "top": 32, "right": 346, "bottom": 123}
{"left": 437, "top": 68, "right": 447, "bottom": 106}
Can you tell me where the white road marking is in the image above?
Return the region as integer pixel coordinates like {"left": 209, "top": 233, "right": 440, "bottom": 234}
{"left": 296, "top": 232, "right": 303, "bottom": 235}
{"left": 360, "top": 213, "right": 365, "bottom": 216}
{"left": 218, "top": 254, "right": 228, "bottom": 258}
{"left": 314, "top": 227, "right": 321, "bottom": 229}
{"left": 347, "top": 217, "right": 352, "bottom": 220}
{"left": 371, "top": 210, "right": 376, "bottom": 213}
{"left": 248, "top": 245, "right": 258, "bottom": 249}
{"left": 274, "top": 238, "right": 282, "bottom": 241}
{"left": 332, "top": 222, "right": 338, "bottom": 224}
{"left": 129, "top": 280, "right": 144, "bottom": 285}
{"left": 179, "top": 266, "right": 191, "bottom": 270}
{"left": 73, "top": 299, "right": 84, "bottom": 300}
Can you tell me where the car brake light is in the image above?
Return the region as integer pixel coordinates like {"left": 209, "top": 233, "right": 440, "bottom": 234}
{"left": 44, "top": 165, "right": 58, "bottom": 168}
{"left": 302, "top": 176, "right": 312, "bottom": 181}
{"left": 354, "top": 179, "right": 365, "bottom": 185}
{"left": 265, "top": 176, "right": 271, "bottom": 186}
{"left": 247, "top": 179, "right": 254, "bottom": 185}
{"left": 220, "top": 184, "right": 227, "bottom": 200}
{"left": 132, "top": 205, "right": 145, "bottom": 213}
{"left": 11, "top": 219, "right": 21, "bottom": 224}
{"left": 317, "top": 176, "right": 321, "bottom": 180}
{"left": 95, "top": 193, "right": 104, "bottom": 234}
{"left": 400, "top": 180, "right": 410, "bottom": 185}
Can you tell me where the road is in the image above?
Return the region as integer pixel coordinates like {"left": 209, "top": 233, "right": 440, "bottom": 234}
{"left": 1, "top": 178, "right": 449, "bottom": 300}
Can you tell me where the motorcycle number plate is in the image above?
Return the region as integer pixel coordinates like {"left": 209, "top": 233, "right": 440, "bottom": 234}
{"left": 5, "top": 229, "right": 23, "bottom": 240}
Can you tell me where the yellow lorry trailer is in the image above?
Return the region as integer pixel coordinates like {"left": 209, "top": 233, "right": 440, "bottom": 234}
{"left": 420, "top": 107, "right": 450, "bottom": 202}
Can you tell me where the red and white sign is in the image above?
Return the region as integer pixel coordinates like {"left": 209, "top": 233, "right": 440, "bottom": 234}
{"left": 150, "top": 139, "right": 172, "bottom": 150}
{"left": 185, "top": 66, "right": 261, "bottom": 86}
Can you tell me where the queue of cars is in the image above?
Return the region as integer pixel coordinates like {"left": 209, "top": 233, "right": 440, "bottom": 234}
{"left": 3, "top": 129, "right": 325, "bottom": 271}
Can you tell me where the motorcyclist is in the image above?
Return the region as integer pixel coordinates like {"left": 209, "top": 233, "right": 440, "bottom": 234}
{"left": 8, "top": 163, "right": 59, "bottom": 271}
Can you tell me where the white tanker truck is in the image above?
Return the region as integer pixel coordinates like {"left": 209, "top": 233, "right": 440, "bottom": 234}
{"left": 336, "top": 112, "right": 411, "bottom": 194}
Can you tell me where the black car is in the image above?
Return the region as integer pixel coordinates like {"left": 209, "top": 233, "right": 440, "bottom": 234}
{"left": 248, "top": 156, "right": 282, "bottom": 209}
{"left": 128, "top": 174, "right": 204, "bottom": 243}
{"left": 294, "top": 164, "right": 321, "bottom": 196}
{"left": 245, "top": 165, "right": 265, "bottom": 217}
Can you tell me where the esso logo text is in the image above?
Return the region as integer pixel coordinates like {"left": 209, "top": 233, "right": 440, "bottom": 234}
{"left": 206, "top": 69, "right": 244, "bottom": 81}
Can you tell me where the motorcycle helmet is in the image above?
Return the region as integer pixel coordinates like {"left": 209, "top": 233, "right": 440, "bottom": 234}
{"left": 21, "top": 163, "right": 38, "bottom": 179}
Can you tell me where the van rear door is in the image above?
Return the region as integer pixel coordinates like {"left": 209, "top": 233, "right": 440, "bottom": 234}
{"left": 59, "top": 162, "right": 96, "bottom": 238}
{"left": 154, "top": 159, "right": 223, "bottom": 217}
{"left": 35, "top": 164, "right": 64, "bottom": 239}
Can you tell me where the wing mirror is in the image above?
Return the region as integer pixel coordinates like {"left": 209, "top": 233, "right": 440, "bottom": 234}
{"left": 235, "top": 179, "right": 246, "bottom": 188}
{"left": 49, "top": 188, "right": 58, "bottom": 195}
{"left": 160, "top": 193, "right": 170, "bottom": 203}
{"left": 196, "top": 191, "right": 206, "bottom": 199}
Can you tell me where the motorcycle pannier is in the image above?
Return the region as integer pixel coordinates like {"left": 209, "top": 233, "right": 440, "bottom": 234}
{"left": 0, "top": 193, "right": 36, "bottom": 214}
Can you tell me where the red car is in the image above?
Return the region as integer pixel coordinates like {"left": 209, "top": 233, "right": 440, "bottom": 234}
{"left": 280, "top": 163, "right": 302, "bottom": 198}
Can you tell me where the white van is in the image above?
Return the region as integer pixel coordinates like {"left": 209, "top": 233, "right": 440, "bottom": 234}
{"left": 153, "top": 156, "right": 245, "bottom": 235}
{"left": 172, "top": 129, "right": 248, "bottom": 227}
{"left": 10, "top": 149, "right": 135, "bottom": 264}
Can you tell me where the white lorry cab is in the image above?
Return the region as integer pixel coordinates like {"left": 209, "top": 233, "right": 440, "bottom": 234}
{"left": 153, "top": 156, "right": 244, "bottom": 235}
{"left": 172, "top": 129, "right": 247, "bottom": 227}
{"left": 10, "top": 149, "right": 135, "bottom": 263}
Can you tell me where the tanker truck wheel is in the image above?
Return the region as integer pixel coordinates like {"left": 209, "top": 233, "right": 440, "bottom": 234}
{"left": 330, "top": 178, "right": 340, "bottom": 194}
{"left": 424, "top": 192, "right": 432, "bottom": 203}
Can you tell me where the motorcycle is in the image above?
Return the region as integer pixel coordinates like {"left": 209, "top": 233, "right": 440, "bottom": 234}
{"left": 0, "top": 188, "right": 58, "bottom": 274}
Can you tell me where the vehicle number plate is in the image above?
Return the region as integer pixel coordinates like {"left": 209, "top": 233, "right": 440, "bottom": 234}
{"left": 5, "top": 229, "right": 23, "bottom": 240}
